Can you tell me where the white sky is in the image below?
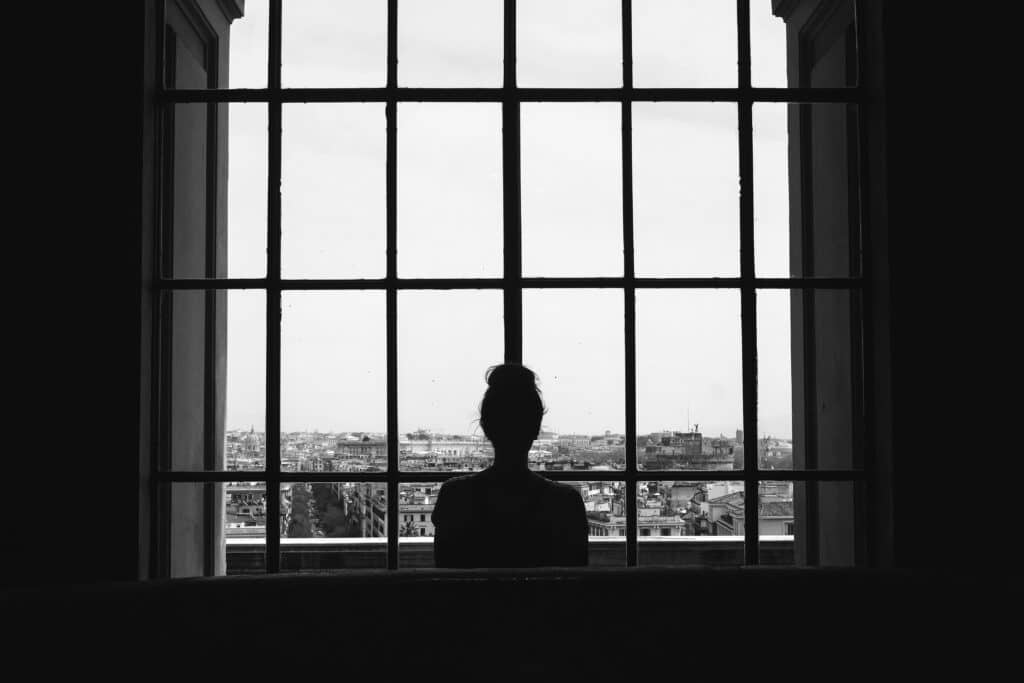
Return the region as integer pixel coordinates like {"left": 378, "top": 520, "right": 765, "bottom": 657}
{"left": 220, "top": 0, "right": 793, "bottom": 439}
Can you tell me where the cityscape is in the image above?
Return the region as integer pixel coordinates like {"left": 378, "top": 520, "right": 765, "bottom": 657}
{"left": 222, "top": 427, "right": 796, "bottom": 553}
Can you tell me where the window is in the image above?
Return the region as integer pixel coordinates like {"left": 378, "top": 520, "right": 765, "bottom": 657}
{"left": 151, "top": 0, "right": 884, "bottom": 576}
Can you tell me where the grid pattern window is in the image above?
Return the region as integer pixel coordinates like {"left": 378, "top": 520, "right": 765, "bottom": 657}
{"left": 154, "top": 0, "right": 870, "bottom": 576}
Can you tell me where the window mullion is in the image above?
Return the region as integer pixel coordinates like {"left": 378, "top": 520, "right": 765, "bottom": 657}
{"left": 264, "top": 0, "right": 283, "bottom": 575}
{"left": 386, "top": 0, "right": 399, "bottom": 570}
{"left": 622, "top": 0, "right": 638, "bottom": 568}
{"left": 737, "top": 0, "right": 760, "bottom": 566}
{"left": 503, "top": 1, "right": 523, "bottom": 365}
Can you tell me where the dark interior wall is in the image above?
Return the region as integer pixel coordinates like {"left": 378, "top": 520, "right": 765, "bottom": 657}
{"left": 8, "top": 2, "right": 147, "bottom": 586}
{"left": 880, "top": 5, "right": 1018, "bottom": 568}
{"left": 5, "top": 3, "right": 1016, "bottom": 588}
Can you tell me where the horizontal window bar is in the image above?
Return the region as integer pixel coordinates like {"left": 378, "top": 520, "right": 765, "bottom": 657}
{"left": 157, "top": 469, "right": 864, "bottom": 483}
{"left": 636, "top": 470, "right": 865, "bottom": 481}
{"left": 161, "top": 87, "right": 865, "bottom": 104}
{"left": 155, "top": 277, "right": 863, "bottom": 290}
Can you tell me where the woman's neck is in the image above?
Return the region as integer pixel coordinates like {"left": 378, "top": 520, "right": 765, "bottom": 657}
{"left": 490, "top": 448, "right": 530, "bottom": 473}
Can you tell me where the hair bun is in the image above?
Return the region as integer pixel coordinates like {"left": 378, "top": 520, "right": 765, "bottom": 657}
{"left": 485, "top": 363, "right": 537, "bottom": 388}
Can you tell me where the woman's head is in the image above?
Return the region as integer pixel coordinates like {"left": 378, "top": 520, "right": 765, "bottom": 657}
{"left": 479, "top": 364, "right": 545, "bottom": 456}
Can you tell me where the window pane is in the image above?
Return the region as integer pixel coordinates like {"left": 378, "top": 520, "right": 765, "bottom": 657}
{"left": 279, "top": 482, "right": 387, "bottom": 572}
{"left": 398, "top": 0, "right": 502, "bottom": 86}
{"left": 753, "top": 103, "right": 790, "bottom": 277}
{"left": 224, "top": 481, "right": 270, "bottom": 574}
{"left": 227, "top": 0, "right": 268, "bottom": 88}
{"left": 282, "top": 104, "right": 385, "bottom": 279}
{"left": 750, "top": 0, "right": 787, "bottom": 88}
{"left": 518, "top": 0, "right": 621, "bottom": 87}
{"left": 756, "top": 103, "right": 862, "bottom": 278}
{"left": 523, "top": 290, "right": 625, "bottom": 470}
{"left": 758, "top": 480, "right": 794, "bottom": 565}
{"left": 398, "top": 482, "right": 442, "bottom": 567}
{"left": 759, "top": 289, "right": 862, "bottom": 470}
{"left": 399, "top": 291, "right": 503, "bottom": 470}
{"left": 163, "top": 290, "right": 264, "bottom": 472}
{"left": 172, "top": 482, "right": 265, "bottom": 577}
{"left": 167, "top": 104, "right": 267, "bottom": 279}
{"left": 637, "top": 290, "right": 742, "bottom": 471}
{"left": 638, "top": 480, "right": 744, "bottom": 566}
{"left": 521, "top": 104, "right": 622, "bottom": 277}
{"left": 578, "top": 481, "right": 628, "bottom": 566}
{"left": 761, "top": 481, "right": 857, "bottom": 567}
{"left": 398, "top": 104, "right": 502, "bottom": 278}
{"left": 805, "top": 103, "right": 861, "bottom": 278}
{"left": 633, "top": 0, "right": 736, "bottom": 87}
{"left": 757, "top": 290, "right": 793, "bottom": 469}
{"left": 633, "top": 103, "right": 739, "bottom": 277}
{"left": 281, "top": 292, "right": 387, "bottom": 471}
{"left": 227, "top": 103, "right": 267, "bottom": 278}
{"left": 282, "top": 0, "right": 386, "bottom": 87}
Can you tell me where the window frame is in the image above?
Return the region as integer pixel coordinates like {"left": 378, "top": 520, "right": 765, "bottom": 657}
{"left": 149, "top": 0, "right": 881, "bottom": 575}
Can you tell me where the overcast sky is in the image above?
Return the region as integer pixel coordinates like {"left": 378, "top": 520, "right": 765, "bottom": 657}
{"left": 219, "top": 0, "right": 793, "bottom": 439}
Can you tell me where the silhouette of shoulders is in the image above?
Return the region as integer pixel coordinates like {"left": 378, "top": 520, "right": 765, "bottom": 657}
{"left": 431, "top": 467, "right": 588, "bottom": 568}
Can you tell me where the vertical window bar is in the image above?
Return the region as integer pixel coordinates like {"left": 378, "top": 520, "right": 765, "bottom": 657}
{"left": 796, "top": 51, "right": 820, "bottom": 564}
{"left": 737, "top": 0, "right": 760, "bottom": 565}
{"left": 386, "top": 0, "right": 400, "bottom": 569}
{"left": 202, "top": 42, "right": 220, "bottom": 576}
{"left": 503, "top": 0, "right": 523, "bottom": 364}
{"left": 155, "top": 1, "right": 172, "bottom": 578}
{"left": 621, "top": 0, "right": 638, "bottom": 568}
{"left": 265, "top": 0, "right": 283, "bottom": 574}
{"left": 853, "top": 0, "right": 875, "bottom": 566}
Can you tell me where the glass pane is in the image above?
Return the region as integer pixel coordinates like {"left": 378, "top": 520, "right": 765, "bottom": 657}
{"left": 756, "top": 104, "right": 861, "bottom": 278}
{"left": 761, "top": 481, "right": 857, "bottom": 567}
{"left": 398, "top": 482, "right": 442, "bottom": 568}
{"left": 171, "top": 481, "right": 266, "bottom": 577}
{"left": 750, "top": 0, "right": 787, "bottom": 88}
{"left": 759, "top": 289, "right": 862, "bottom": 470}
{"left": 227, "top": 0, "right": 268, "bottom": 88}
{"left": 523, "top": 289, "right": 625, "bottom": 471}
{"left": 633, "top": 0, "right": 737, "bottom": 87}
{"left": 636, "top": 290, "right": 742, "bottom": 470}
{"left": 638, "top": 480, "right": 744, "bottom": 566}
{"left": 398, "top": 103, "right": 502, "bottom": 278}
{"left": 282, "top": 0, "right": 387, "bottom": 87}
{"left": 167, "top": 104, "right": 266, "bottom": 278}
{"left": 758, "top": 480, "right": 794, "bottom": 564}
{"left": 521, "top": 103, "right": 622, "bottom": 277}
{"left": 805, "top": 103, "right": 860, "bottom": 278}
{"left": 753, "top": 103, "right": 790, "bottom": 277}
{"left": 227, "top": 103, "right": 267, "bottom": 278}
{"left": 224, "top": 481, "right": 269, "bottom": 574}
{"left": 281, "top": 482, "right": 387, "bottom": 571}
{"left": 281, "top": 292, "right": 387, "bottom": 471}
{"left": 398, "top": 0, "right": 502, "bottom": 86}
{"left": 163, "top": 290, "right": 265, "bottom": 472}
{"left": 282, "top": 104, "right": 385, "bottom": 279}
{"left": 399, "top": 290, "right": 503, "bottom": 471}
{"left": 757, "top": 290, "right": 793, "bottom": 469}
{"left": 578, "top": 481, "right": 628, "bottom": 566}
{"left": 518, "top": 0, "right": 621, "bottom": 87}
{"left": 633, "top": 103, "right": 739, "bottom": 277}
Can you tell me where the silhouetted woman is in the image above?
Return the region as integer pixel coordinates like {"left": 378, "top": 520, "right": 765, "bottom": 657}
{"left": 431, "top": 364, "right": 588, "bottom": 568}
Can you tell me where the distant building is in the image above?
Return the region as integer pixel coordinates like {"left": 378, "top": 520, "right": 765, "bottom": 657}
{"left": 707, "top": 490, "right": 794, "bottom": 536}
